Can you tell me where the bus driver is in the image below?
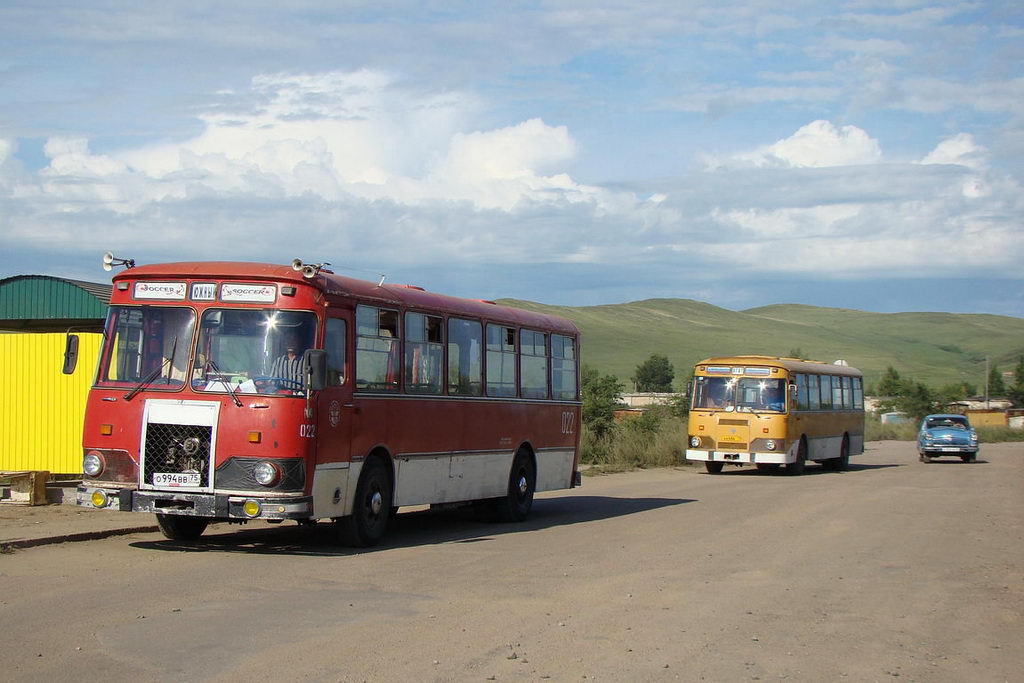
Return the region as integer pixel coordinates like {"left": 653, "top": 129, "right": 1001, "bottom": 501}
{"left": 270, "top": 336, "right": 305, "bottom": 387}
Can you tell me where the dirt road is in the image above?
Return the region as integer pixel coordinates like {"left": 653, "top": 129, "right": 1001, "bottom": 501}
{"left": 2, "top": 441, "right": 1021, "bottom": 682}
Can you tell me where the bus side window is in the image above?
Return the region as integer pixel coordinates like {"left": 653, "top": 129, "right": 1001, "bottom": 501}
{"left": 551, "top": 334, "right": 577, "bottom": 400}
{"left": 841, "top": 376, "right": 852, "bottom": 409}
{"left": 405, "top": 312, "right": 443, "bottom": 395}
{"left": 520, "top": 329, "right": 548, "bottom": 399}
{"left": 356, "top": 305, "right": 400, "bottom": 392}
{"left": 819, "top": 375, "right": 833, "bottom": 409}
{"left": 325, "top": 317, "right": 347, "bottom": 386}
{"left": 795, "top": 373, "right": 809, "bottom": 411}
{"left": 832, "top": 375, "right": 843, "bottom": 408}
{"left": 807, "top": 374, "right": 821, "bottom": 410}
{"left": 852, "top": 377, "right": 864, "bottom": 409}
{"left": 486, "top": 324, "right": 517, "bottom": 397}
{"left": 448, "top": 317, "right": 483, "bottom": 396}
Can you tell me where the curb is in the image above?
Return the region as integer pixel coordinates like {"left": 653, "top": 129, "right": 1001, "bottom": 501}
{"left": 1, "top": 525, "right": 160, "bottom": 551}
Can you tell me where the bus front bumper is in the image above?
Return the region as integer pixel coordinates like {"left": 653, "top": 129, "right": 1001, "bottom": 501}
{"left": 685, "top": 449, "right": 791, "bottom": 465}
{"left": 76, "top": 485, "right": 313, "bottom": 521}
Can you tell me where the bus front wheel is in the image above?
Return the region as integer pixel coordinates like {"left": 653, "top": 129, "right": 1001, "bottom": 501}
{"left": 337, "top": 458, "right": 392, "bottom": 547}
{"left": 787, "top": 439, "right": 807, "bottom": 476}
{"left": 705, "top": 461, "right": 724, "bottom": 474}
{"left": 156, "top": 513, "right": 209, "bottom": 541}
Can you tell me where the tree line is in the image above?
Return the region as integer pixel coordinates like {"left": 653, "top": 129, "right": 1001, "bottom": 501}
{"left": 871, "top": 356, "right": 1024, "bottom": 419}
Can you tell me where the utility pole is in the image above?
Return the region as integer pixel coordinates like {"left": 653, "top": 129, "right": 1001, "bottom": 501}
{"left": 985, "top": 356, "right": 990, "bottom": 410}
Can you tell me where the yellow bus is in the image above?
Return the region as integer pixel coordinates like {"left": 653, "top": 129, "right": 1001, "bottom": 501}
{"left": 686, "top": 355, "right": 865, "bottom": 475}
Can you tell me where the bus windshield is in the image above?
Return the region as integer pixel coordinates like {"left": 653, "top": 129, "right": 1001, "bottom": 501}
{"left": 191, "top": 309, "right": 317, "bottom": 396}
{"left": 96, "top": 306, "right": 195, "bottom": 389}
{"left": 693, "top": 376, "right": 787, "bottom": 413}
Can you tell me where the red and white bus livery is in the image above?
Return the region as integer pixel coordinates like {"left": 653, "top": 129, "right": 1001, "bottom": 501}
{"left": 74, "top": 260, "right": 582, "bottom": 545}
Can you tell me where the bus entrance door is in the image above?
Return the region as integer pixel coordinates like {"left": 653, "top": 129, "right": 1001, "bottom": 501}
{"left": 312, "top": 311, "right": 354, "bottom": 518}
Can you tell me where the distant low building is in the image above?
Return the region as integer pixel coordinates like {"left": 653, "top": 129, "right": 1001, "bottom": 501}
{"left": 947, "top": 398, "right": 1013, "bottom": 411}
{"left": 620, "top": 392, "right": 683, "bottom": 408}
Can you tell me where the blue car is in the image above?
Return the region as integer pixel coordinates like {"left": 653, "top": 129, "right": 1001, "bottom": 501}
{"left": 917, "top": 414, "right": 979, "bottom": 462}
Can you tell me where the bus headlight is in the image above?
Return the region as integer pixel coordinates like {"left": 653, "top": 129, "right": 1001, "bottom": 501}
{"left": 690, "top": 436, "right": 701, "bottom": 448}
{"left": 252, "top": 461, "right": 281, "bottom": 486}
{"left": 83, "top": 451, "right": 105, "bottom": 477}
{"left": 765, "top": 440, "right": 776, "bottom": 451}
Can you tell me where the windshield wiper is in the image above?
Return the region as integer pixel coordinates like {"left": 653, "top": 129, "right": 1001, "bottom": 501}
{"left": 205, "top": 359, "right": 243, "bottom": 407}
{"left": 124, "top": 336, "right": 178, "bottom": 401}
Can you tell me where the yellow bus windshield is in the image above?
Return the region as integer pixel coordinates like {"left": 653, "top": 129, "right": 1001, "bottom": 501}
{"left": 693, "top": 376, "right": 787, "bottom": 413}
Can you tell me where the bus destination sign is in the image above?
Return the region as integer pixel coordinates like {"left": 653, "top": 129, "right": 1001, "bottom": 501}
{"left": 221, "top": 283, "right": 277, "bottom": 303}
{"left": 134, "top": 282, "right": 187, "bottom": 300}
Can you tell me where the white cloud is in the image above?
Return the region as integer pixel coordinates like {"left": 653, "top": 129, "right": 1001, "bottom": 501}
{"left": 920, "top": 133, "right": 987, "bottom": 170}
{"left": 707, "top": 120, "right": 883, "bottom": 169}
{"left": 2, "top": 89, "right": 1022, "bottom": 290}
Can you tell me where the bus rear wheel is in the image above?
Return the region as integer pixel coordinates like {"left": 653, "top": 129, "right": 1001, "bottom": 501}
{"left": 493, "top": 449, "right": 536, "bottom": 523}
{"left": 155, "top": 514, "right": 209, "bottom": 541}
{"left": 705, "top": 461, "right": 724, "bottom": 474}
{"left": 825, "top": 436, "right": 850, "bottom": 471}
{"left": 337, "top": 458, "right": 392, "bottom": 547}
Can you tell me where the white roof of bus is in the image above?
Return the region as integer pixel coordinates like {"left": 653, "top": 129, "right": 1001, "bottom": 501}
{"left": 695, "top": 355, "right": 862, "bottom": 376}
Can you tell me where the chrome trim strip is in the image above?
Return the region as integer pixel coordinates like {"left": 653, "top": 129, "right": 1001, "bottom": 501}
{"left": 315, "top": 462, "right": 351, "bottom": 470}
{"left": 353, "top": 393, "right": 581, "bottom": 406}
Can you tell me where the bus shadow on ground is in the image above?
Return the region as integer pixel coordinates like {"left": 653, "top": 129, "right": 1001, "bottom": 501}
{"left": 129, "top": 494, "right": 695, "bottom": 557}
{"left": 920, "top": 458, "right": 988, "bottom": 465}
{"left": 713, "top": 461, "right": 902, "bottom": 476}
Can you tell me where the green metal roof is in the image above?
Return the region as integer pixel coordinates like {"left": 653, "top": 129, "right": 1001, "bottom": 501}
{"left": 0, "top": 275, "right": 111, "bottom": 331}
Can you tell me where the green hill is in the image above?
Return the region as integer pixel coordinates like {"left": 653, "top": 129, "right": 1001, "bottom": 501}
{"left": 498, "top": 298, "right": 1024, "bottom": 390}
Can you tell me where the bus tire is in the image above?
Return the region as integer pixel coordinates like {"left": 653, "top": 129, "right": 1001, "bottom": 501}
{"left": 787, "top": 439, "right": 807, "bottom": 476}
{"left": 156, "top": 514, "right": 209, "bottom": 541}
{"left": 337, "top": 458, "right": 392, "bottom": 547}
{"left": 825, "top": 435, "right": 850, "bottom": 471}
{"left": 494, "top": 449, "right": 535, "bottom": 523}
{"left": 705, "top": 461, "right": 724, "bottom": 474}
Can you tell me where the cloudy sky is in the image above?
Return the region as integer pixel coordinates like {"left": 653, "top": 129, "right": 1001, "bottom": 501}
{"left": 1, "top": 0, "right": 1022, "bottom": 314}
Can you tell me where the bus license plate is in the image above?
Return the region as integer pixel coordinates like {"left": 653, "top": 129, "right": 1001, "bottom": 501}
{"left": 939, "top": 447, "right": 959, "bottom": 452}
{"left": 154, "top": 472, "right": 201, "bottom": 487}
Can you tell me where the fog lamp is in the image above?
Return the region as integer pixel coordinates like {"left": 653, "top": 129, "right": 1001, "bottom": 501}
{"left": 690, "top": 436, "right": 701, "bottom": 447}
{"left": 83, "top": 451, "right": 104, "bottom": 477}
{"left": 91, "top": 490, "right": 109, "bottom": 508}
{"left": 765, "top": 440, "right": 776, "bottom": 451}
{"left": 242, "top": 499, "right": 262, "bottom": 518}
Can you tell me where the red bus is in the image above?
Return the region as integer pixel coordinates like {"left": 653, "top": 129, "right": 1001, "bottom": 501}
{"left": 72, "top": 260, "right": 582, "bottom": 545}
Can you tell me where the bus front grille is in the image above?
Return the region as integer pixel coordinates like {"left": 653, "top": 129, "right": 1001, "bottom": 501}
{"left": 143, "top": 423, "right": 213, "bottom": 487}
{"left": 716, "top": 442, "right": 748, "bottom": 450}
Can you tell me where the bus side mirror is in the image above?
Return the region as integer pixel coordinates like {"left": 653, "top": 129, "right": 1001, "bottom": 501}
{"left": 63, "top": 334, "right": 80, "bottom": 375}
{"left": 303, "top": 349, "right": 327, "bottom": 391}
{"left": 789, "top": 384, "right": 798, "bottom": 397}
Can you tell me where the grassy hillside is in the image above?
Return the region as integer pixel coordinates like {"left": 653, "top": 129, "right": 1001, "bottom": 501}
{"left": 498, "top": 298, "right": 1024, "bottom": 389}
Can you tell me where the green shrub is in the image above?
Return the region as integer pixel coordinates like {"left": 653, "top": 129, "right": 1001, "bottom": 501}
{"left": 976, "top": 426, "right": 1024, "bottom": 443}
{"left": 581, "top": 410, "right": 690, "bottom": 473}
{"left": 865, "top": 416, "right": 917, "bottom": 441}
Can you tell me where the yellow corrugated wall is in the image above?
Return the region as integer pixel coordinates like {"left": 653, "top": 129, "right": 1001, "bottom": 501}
{"left": 0, "top": 332, "right": 102, "bottom": 474}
